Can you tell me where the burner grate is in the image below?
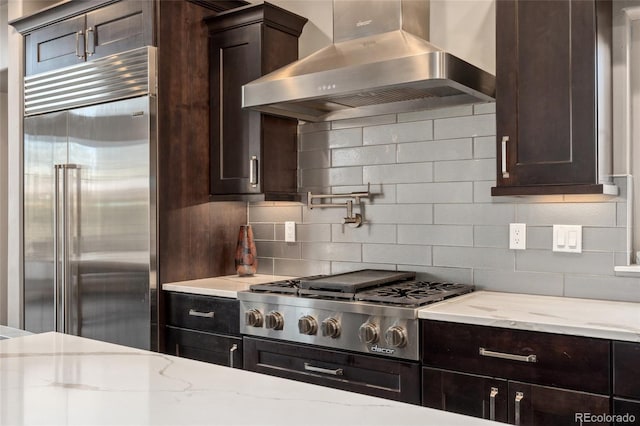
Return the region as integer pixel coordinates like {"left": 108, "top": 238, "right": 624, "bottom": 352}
{"left": 249, "top": 279, "right": 301, "bottom": 295}
{"left": 355, "top": 281, "right": 473, "bottom": 307}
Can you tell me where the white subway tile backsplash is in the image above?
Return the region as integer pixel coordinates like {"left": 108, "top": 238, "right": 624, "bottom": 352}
{"left": 331, "top": 224, "right": 396, "bottom": 244}
{"left": 363, "top": 244, "right": 432, "bottom": 266}
{"left": 434, "top": 114, "right": 496, "bottom": 140}
{"left": 434, "top": 204, "right": 515, "bottom": 225}
{"left": 434, "top": 159, "right": 495, "bottom": 182}
{"left": 363, "top": 163, "right": 433, "bottom": 184}
{"left": 516, "top": 250, "right": 615, "bottom": 276}
{"left": 249, "top": 205, "right": 303, "bottom": 223}
{"left": 397, "top": 182, "right": 473, "bottom": 204}
{"left": 564, "top": 274, "right": 640, "bottom": 302}
{"left": 473, "top": 136, "right": 496, "bottom": 159}
{"left": 302, "top": 242, "right": 362, "bottom": 262}
{"left": 433, "top": 246, "right": 514, "bottom": 270}
{"left": 397, "top": 138, "right": 472, "bottom": 163}
{"left": 397, "top": 105, "right": 473, "bottom": 122}
{"left": 516, "top": 203, "right": 617, "bottom": 227}
{"left": 298, "top": 149, "right": 330, "bottom": 170}
{"left": 473, "top": 225, "right": 508, "bottom": 248}
{"left": 473, "top": 102, "right": 496, "bottom": 115}
{"left": 363, "top": 204, "right": 433, "bottom": 224}
{"left": 363, "top": 121, "right": 433, "bottom": 145}
{"left": 332, "top": 145, "right": 395, "bottom": 167}
{"left": 247, "top": 106, "right": 632, "bottom": 302}
{"left": 331, "top": 114, "right": 397, "bottom": 130}
{"left": 474, "top": 269, "right": 564, "bottom": 296}
{"left": 398, "top": 225, "right": 473, "bottom": 246}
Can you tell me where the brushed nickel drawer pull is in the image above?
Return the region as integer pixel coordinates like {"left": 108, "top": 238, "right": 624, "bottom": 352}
{"left": 304, "top": 363, "right": 343, "bottom": 376}
{"left": 229, "top": 344, "right": 238, "bottom": 368}
{"left": 479, "top": 347, "right": 537, "bottom": 363}
{"left": 188, "top": 309, "right": 215, "bottom": 318}
{"left": 501, "top": 136, "right": 510, "bottom": 178}
{"left": 489, "top": 387, "right": 498, "bottom": 421}
{"left": 515, "top": 391, "right": 524, "bottom": 425}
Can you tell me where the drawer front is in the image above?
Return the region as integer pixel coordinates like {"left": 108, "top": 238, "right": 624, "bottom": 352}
{"left": 613, "top": 398, "right": 640, "bottom": 426}
{"left": 614, "top": 341, "right": 640, "bottom": 399}
{"left": 165, "top": 292, "right": 239, "bottom": 335}
{"left": 165, "top": 326, "right": 242, "bottom": 369}
{"left": 243, "top": 337, "right": 421, "bottom": 405}
{"left": 422, "top": 320, "right": 610, "bottom": 394}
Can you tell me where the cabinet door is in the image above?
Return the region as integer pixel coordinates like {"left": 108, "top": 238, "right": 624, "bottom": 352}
{"left": 508, "top": 382, "right": 610, "bottom": 426}
{"left": 210, "top": 25, "right": 263, "bottom": 196}
{"left": 613, "top": 398, "right": 640, "bottom": 426}
{"left": 422, "top": 368, "right": 508, "bottom": 423}
{"left": 165, "top": 326, "right": 243, "bottom": 369}
{"left": 85, "top": 1, "right": 153, "bottom": 60}
{"left": 614, "top": 341, "right": 640, "bottom": 399}
{"left": 495, "top": 0, "right": 603, "bottom": 189}
{"left": 25, "top": 15, "right": 86, "bottom": 75}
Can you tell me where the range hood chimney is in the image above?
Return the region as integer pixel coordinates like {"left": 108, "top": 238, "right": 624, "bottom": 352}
{"left": 242, "top": 0, "right": 495, "bottom": 122}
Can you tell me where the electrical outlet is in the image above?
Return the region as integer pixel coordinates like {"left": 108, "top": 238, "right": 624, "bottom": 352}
{"left": 509, "top": 223, "right": 526, "bottom": 250}
{"left": 284, "top": 221, "right": 296, "bottom": 242}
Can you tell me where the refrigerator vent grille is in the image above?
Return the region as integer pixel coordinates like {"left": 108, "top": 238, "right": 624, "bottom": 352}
{"left": 24, "top": 47, "right": 156, "bottom": 116}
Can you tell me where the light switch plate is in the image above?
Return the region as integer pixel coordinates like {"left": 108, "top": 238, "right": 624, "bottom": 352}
{"left": 553, "top": 225, "right": 582, "bottom": 253}
{"left": 284, "top": 221, "right": 296, "bottom": 242}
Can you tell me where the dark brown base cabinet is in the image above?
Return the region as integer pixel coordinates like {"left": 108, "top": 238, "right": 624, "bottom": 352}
{"left": 164, "top": 292, "right": 242, "bottom": 369}
{"left": 243, "top": 337, "right": 421, "bottom": 405}
{"left": 421, "top": 320, "right": 611, "bottom": 424}
{"left": 613, "top": 341, "right": 640, "bottom": 425}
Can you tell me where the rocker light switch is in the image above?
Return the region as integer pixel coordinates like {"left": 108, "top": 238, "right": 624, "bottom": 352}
{"left": 553, "top": 225, "right": 582, "bottom": 253}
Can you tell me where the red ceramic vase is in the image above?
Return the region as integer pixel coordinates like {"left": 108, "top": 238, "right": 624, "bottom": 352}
{"left": 235, "top": 225, "right": 257, "bottom": 276}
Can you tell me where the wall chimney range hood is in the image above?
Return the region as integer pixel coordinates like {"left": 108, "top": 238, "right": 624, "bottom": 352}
{"left": 242, "top": 0, "right": 496, "bottom": 122}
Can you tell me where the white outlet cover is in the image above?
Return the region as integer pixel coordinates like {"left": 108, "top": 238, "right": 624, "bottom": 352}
{"left": 284, "top": 221, "right": 296, "bottom": 242}
{"left": 509, "top": 223, "right": 526, "bottom": 250}
{"left": 553, "top": 225, "right": 582, "bottom": 253}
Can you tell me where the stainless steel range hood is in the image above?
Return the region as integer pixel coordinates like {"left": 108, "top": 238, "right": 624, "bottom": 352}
{"left": 242, "top": 0, "right": 495, "bottom": 122}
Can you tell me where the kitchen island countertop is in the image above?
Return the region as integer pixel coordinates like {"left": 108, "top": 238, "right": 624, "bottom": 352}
{"left": 162, "top": 274, "right": 295, "bottom": 298}
{"left": 0, "top": 332, "right": 496, "bottom": 426}
{"left": 418, "top": 290, "right": 640, "bottom": 342}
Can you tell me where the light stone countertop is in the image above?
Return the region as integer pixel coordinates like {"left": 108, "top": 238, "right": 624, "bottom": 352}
{"left": 0, "top": 332, "right": 498, "bottom": 426}
{"left": 162, "top": 274, "right": 295, "bottom": 298}
{"left": 0, "top": 325, "right": 32, "bottom": 339}
{"left": 418, "top": 291, "right": 640, "bottom": 342}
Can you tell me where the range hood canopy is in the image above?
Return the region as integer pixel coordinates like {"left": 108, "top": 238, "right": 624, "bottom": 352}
{"left": 242, "top": 0, "right": 496, "bottom": 122}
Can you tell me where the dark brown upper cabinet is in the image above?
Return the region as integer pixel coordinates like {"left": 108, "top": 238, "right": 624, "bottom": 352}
{"left": 206, "top": 3, "right": 307, "bottom": 201}
{"left": 492, "top": 0, "right": 617, "bottom": 196}
{"left": 23, "top": 1, "right": 153, "bottom": 76}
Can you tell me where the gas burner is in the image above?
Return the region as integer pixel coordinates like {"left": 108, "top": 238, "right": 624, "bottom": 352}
{"left": 250, "top": 279, "right": 301, "bottom": 295}
{"left": 355, "top": 281, "right": 474, "bottom": 307}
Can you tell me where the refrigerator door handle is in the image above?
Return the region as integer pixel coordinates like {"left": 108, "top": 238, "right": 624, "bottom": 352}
{"left": 56, "top": 164, "right": 80, "bottom": 334}
{"left": 53, "top": 165, "right": 62, "bottom": 332}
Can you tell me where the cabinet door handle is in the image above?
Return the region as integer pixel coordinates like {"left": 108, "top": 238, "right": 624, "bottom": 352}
{"left": 86, "top": 27, "right": 95, "bottom": 56}
{"left": 188, "top": 309, "right": 214, "bottom": 318}
{"left": 514, "top": 391, "right": 524, "bottom": 425}
{"left": 249, "top": 155, "right": 258, "bottom": 187}
{"left": 479, "top": 347, "right": 537, "bottom": 363}
{"left": 304, "top": 363, "right": 343, "bottom": 376}
{"left": 501, "top": 136, "right": 510, "bottom": 178}
{"left": 489, "top": 387, "right": 498, "bottom": 421}
{"left": 229, "top": 344, "right": 238, "bottom": 368}
{"left": 75, "top": 31, "right": 85, "bottom": 59}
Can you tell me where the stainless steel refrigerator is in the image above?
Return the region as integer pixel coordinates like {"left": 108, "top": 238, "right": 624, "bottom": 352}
{"left": 23, "top": 47, "right": 157, "bottom": 350}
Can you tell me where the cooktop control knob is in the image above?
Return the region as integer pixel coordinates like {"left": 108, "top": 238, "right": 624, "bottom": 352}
{"left": 358, "top": 322, "right": 379, "bottom": 344}
{"left": 385, "top": 325, "right": 407, "bottom": 348}
{"left": 321, "top": 317, "right": 341, "bottom": 338}
{"left": 265, "top": 311, "right": 284, "bottom": 330}
{"left": 298, "top": 315, "right": 318, "bottom": 335}
{"left": 245, "top": 309, "right": 263, "bottom": 327}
